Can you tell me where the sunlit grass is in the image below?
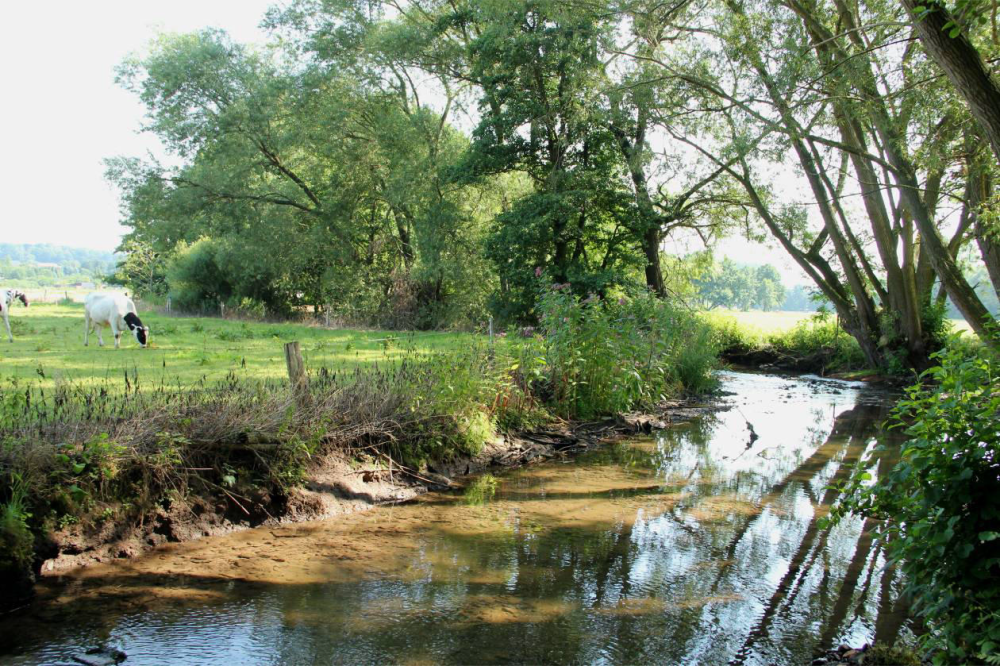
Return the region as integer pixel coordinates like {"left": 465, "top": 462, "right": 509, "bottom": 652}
{"left": 0, "top": 302, "right": 503, "bottom": 389}
{"left": 702, "top": 310, "right": 815, "bottom": 337}
{"left": 704, "top": 308, "right": 974, "bottom": 337}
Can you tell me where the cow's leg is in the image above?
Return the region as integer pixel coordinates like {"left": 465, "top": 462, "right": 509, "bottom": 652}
{"left": 112, "top": 321, "right": 121, "bottom": 349}
{"left": 3, "top": 309, "right": 11, "bottom": 343}
{"left": 84, "top": 313, "right": 90, "bottom": 346}
{"left": 97, "top": 322, "right": 105, "bottom": 347}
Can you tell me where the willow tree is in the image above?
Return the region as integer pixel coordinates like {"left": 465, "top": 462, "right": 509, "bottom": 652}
{"left": 109, "top": 27, "right": 494, "bottom": 325}
{"left": 612, "top": 0, "right": 997, "bottom": 368}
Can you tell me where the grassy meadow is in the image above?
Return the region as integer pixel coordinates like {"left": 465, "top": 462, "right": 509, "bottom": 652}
{"left": 0, "top": 302, "right": 493, "bottom": 390}
{"left": 706, "top": 308, "right": 975, "bottom": 337}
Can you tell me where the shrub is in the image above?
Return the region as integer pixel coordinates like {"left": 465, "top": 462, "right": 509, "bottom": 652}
{"left": 770, "top": 314, "right": 865, "bottom": 370}
{"left": 538, "top": 287, "right": 717, "bottom": 419}
{"left": 0, "top": 474, "right": 32, "bottom": 575}
{"left": 831, "top": 346, "right": 1000, "bottom": 663}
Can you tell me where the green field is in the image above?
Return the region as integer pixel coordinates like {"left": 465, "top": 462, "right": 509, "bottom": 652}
{"left": 705, "top": 308, "right": 975, "bottom": 337}
{"left": 2, "top": 304, "right": 978, "bottom": 390}
{"left": 0, "top": 302, "right": 489, "bottom": 389}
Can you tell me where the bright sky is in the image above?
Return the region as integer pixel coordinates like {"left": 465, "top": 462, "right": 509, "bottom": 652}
{"left": 0, "top": 0, "right": 810, "bottom": 284}
{"left": 0, "top": 0, "right": 276, "bottom": 252}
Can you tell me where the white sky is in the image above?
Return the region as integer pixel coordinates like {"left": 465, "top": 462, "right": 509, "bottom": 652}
{"left": 0, "top": 0, "right": 810, "bottom": 284}
{"left": 0, "top": 0, "right": 275, "bottom": 251}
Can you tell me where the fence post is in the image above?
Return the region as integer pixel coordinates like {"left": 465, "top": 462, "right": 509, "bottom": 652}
{"left": 220, "top": 302, "right": 225, "bottom": 318}
{"left": 284, "top": 341, "right": 309, "bottom": 406}
{"left": 166, "top": 296, "right": 172, "bottom": 313}
{"left": 489, "top": 315, "right": 494, "bottom": 345}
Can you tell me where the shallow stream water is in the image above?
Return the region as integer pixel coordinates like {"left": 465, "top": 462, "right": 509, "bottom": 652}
{"left": 0, "top": 371, "right": 910, "bottom": 665}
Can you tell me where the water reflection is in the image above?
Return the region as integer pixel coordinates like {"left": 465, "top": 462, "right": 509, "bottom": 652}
{"left": 0, "top": 371, "right": 910, "bottom": 665}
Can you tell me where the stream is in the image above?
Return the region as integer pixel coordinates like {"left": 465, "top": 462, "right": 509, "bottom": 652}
{"left": 0, "top": 370, "right": 911, "bottom": 665}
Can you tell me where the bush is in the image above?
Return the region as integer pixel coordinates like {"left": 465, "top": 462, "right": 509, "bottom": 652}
{"left": 770, "top": 312, "right": 866, "bottom": 370}
{"left": 0, "top": 474, "right": 33, "bottom": 575}
{"left": 539, "top": 287, "right": 717, "bottom": 419}
{"left": 831, "top": 346, "right": 1000, "bottom": 663}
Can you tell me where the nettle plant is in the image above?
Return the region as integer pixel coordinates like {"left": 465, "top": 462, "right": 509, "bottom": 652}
{"left": 831, "top": 346, "right": 1000, "bottom": 663}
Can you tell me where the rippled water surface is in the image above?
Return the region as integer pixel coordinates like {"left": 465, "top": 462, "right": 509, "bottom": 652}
{"left": 0, "top": 371, "right": 911, "bottom": 665}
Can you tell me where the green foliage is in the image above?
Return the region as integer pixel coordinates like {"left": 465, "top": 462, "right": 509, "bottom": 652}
{"left": 108, "top": 239, "right": 168, "bottom": 298}
{"left": 0, "top": 244, "right": 115, "bottom": 289}
{"left": 693, "top": 257, "right": 787, "bottom": 312}
{"left": 50, "top": 434, "right": 129, "bottom": 515}
{"left": 0, "top": 474, "right": 33, "bottom": 574}
{"left": 107, "top": 25, "right": 496, "bottom": 331}
{"left": 707, "top": 308, "right": 868, "bottom": 374}
{"left": 539, "top": 286, "right": 717, "bottom": 418}
{"left": 167, "top": 239, "right": 233, "bottom": 313}
{"left": 772, "top": 313, "right": 867, "bottom": 370}
{"left": 830, "top": 347, "right": 1000, "bottom": 662}
{"left": 462, "top": 473, "right": 499, "bottom": 505}
{"left": 867, "top": 644, "right": 922, "bottom": 666}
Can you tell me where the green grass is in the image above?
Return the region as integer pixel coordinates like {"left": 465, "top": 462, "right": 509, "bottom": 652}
{"left": 706, "top": 308, "right": 974, "bottom": 338}
{"left": 702, "top": 309, "right": 816, "bottom": 336}
{"left": 0, "top": 302, "right": 497, "bottom": 389}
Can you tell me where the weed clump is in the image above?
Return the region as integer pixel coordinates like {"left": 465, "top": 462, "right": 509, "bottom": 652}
{"left": 539, "top": 288, "right": 718, "bottom": 418}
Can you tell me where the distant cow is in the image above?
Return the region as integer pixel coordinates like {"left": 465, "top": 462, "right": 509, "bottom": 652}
{"left": 1, "top": 289, "right": 28, "bottom": 342}
{"left": 84, "top": 293, "right": 149, "bottom": 349}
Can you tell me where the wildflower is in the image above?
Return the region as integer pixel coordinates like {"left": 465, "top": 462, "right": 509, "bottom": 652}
{"left": 535, "top": 267, "right": 543, "bottom": 278}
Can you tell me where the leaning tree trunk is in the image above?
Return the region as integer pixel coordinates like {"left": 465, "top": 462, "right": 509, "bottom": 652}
{"left": 968, "top": 142, "right": 1000, "bottom": 300}
{"left": 901, "top": 0, "right": 1000, "bottom": 169}
{"left": 790, "top": 0, "right": 999, "bottom": 351}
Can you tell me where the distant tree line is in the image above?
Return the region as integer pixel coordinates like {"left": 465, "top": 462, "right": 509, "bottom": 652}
{"left": 0, "top": 244, "right": 115, "bottom": 287}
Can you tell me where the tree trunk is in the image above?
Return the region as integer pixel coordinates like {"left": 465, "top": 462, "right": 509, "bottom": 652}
{"left": 969, "top": 145, "right": 1000, "bottom": 300}
{"left": 789, "top": 0, "right": 998, "bottom": 351}
{"left": 642, "top": 226, "right": 666, "bottom": 297}
{"left": 901, "top": 0, "right": 1000, "bottom": 168}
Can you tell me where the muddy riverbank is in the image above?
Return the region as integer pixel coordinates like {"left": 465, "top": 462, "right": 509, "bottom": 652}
{"left": 31, "top": 396, "right": 720, "bottom": 581}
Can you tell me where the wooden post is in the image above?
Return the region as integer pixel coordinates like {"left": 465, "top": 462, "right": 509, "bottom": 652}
{"left": 166, "top": 296, "right": 172, "bottom": 313}
{"left": 220, "top": 302, "right": 225, "bottom": 318}
{"left": 489, "top": 315, "right": 494, "bottom": 345}
{"left": 284, "top": 341, "right": 309, "bottom": 405}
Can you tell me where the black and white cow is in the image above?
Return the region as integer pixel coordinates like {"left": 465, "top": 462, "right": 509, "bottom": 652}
{"left": 84, "top": 293, "right": 149, "bottom": 349}
{"left": 1, "top": 289, "right": 28, "bottom": 342}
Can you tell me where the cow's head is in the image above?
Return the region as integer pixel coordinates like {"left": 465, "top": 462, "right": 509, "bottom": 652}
{"left": 123, "top": 312, "right": 149, "bottom": 348}
{"left": 15, "top": 292, "right": 27, "bottom": 307}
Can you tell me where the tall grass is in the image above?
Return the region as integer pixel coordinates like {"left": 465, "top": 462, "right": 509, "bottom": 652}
{"left": 0, "top": 473, "right": 32, "bottom": 577}
{"left": 539, "top": 288, "right": 719, "bottom": 419}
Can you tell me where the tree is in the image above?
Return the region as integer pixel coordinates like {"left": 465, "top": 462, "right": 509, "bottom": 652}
{"left": 108, "top": 27, "right": 495, "bottom": 326}
{"left": 901, "top": 0, "right": 1000, "bottom": 168}
{"left": 110, "top": 239, "right": 167, "bottom": 298}
{"left": 621, "top": 0, "right": 998, "bottom": 368}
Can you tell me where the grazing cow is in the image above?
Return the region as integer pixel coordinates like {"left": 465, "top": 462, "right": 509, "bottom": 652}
{"left": 84, "top": 293, "right": 149, "bottom": 349}
{"left": 1, "top": 289, "right": 28, "bottom": 343}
